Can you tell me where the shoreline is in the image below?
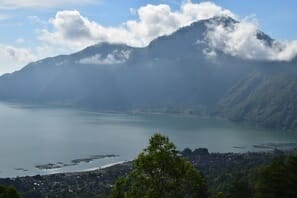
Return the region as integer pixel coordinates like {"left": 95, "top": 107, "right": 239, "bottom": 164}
{"left": 2, "top": 143, "right": 297, "bottom": 179}
{"left": 72, "top": 161, "right": 128, "bottom": 173}
{"left": 1, "top": 159, "right": 127, "bottom": 179}
{"left": 0, "top": 149, "right": 296, "bottom": 197}
{"left": 2, "top": 147, "right": 295, "bottom": 179}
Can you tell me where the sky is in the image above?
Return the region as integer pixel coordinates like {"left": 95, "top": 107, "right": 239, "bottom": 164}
{"left": 0, "top": 0, "right": 296, "bottom": 74}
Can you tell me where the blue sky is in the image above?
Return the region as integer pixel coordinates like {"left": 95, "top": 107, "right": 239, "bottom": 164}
{"left": 0, "top": 0, "right": 296, "bottom": 74}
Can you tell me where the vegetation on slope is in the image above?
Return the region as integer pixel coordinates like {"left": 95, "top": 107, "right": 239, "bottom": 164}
{"left": 219, "top": 70, "right": 297, "bottom": 130}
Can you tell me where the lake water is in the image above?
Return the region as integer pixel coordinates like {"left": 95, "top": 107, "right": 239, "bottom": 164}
{"left": 1, "top": 103, "right": 297, "bottom": 178}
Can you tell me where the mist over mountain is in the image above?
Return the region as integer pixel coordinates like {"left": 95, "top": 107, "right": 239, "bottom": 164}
{"left": 0, "top": 16, "right": 296, "bottom": 129}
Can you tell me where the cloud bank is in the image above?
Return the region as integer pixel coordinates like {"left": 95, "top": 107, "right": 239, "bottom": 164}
{"left": 79, "top": 49, "right": 131, "bottom": 65}
{"left": 0, "top": 44, "right": 71, "bottom": 74}
{"left": 204, "top": 18, "right": 297, "bottom": 61}
{"left": 39, "top": 1, "right": 236, "bottom": 49}
{"left": 0, "top": 45, "right": 35, "bottom": 73}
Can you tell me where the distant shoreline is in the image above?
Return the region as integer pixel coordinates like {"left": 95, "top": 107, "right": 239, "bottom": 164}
{"left": 3, "top": 141, "right": 297, "bottom": 179}
{"left": 1, "top": 149, "right": 295, "bottom": 197}
{"left": 70, "top": 161, "right": 128, "bottom": 173}
{"left": 4, "top": 145, "right": 297, "bottom": 179}
{"left": 2, "top": 101, "right": 295, "bottom": 133}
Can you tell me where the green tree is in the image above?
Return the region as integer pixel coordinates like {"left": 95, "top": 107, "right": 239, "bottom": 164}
{"left": 255, "top": 154, "right": 297, "bottom": 198}
{"left": 110, "top": 134, "right": 207, "bottom": 198}
{"left": 0, "top": 185, "right": 20, "bottom": 198}
{"left": 286, "top": 154, "right": 297, "bottom": 197}
{"left": 214, "top": 192, "right": 225, "bottom": 198}
{"left": 226, "top": 174, "right": 254, "bottom": 198}
{"left": 255, "top": 157, "right": 287, "bottom": 198}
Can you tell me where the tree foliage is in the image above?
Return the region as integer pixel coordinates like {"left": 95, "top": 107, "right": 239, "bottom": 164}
{"left": 0, "top": 185, "right": 20, "bottom": 198}
{"left": 255, "top": 154, "right": 297, "bottom": 198}
{"left": 110, "top": 134, "right": 207, "bottom": 198}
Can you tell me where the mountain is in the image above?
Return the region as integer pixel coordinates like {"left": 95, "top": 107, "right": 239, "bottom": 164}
{"left": 0, "top": 17, "right": 252, "bottom": 110}
{"left": 0, "top": 16, "right": 297, "bottom": 130}
{"left": 218, "top": 64, "right": 297, "bottom": 130}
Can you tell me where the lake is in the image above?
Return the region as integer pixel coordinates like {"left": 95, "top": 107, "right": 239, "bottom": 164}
{"left": 0, "top": 102, "right": 297, "bottom": 178}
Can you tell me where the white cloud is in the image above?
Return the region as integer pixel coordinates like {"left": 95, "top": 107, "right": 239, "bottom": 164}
{"left": 273, "top": 41, "right": 297, "bottom": 61}
{"left": 204, "top": 18, "right": 297, "bottom": 61}
{"left": 0, "top": 0, "right": 97, "bottom": 9}
{"left": 0, "top": 43, "right": 72, "bottom": 74}
{"left": 39, "top": 1, "right": 236, "bottom": 50}
{"left": 181, "top": 1, "right": 236, "bottom": 22}
{"left": 0, "top": 45, "right": 35, "bottom": 73}
{"left": 203, "top": 48, "right": 217, "bottom": 59}
{"left": 79, "top": 49, "right": 131, "bottom": 65}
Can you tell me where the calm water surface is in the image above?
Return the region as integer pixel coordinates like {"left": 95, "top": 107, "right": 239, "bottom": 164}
{"left": 0, "top": 103, "right": 297, "bottom": 178}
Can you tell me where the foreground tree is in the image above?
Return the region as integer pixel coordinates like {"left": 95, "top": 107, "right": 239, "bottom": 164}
{"left": 0, "top": 185, "right": 20, "bottom": 198}
{"left": 110, "top": 134, "right": 207, "bottom": 198}
{"left": 255, "top": 154, "right": 297, "bottom": 198}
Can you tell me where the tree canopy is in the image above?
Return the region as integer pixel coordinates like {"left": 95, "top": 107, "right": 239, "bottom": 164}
{"left": 0, "top": 185, "right": 20, "bottom": 198}
{"left": 255, "top": 154, "right": 297, "bottom": 198}
{"left": 110, "top": 134, "right": 207, "bottom": 198}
